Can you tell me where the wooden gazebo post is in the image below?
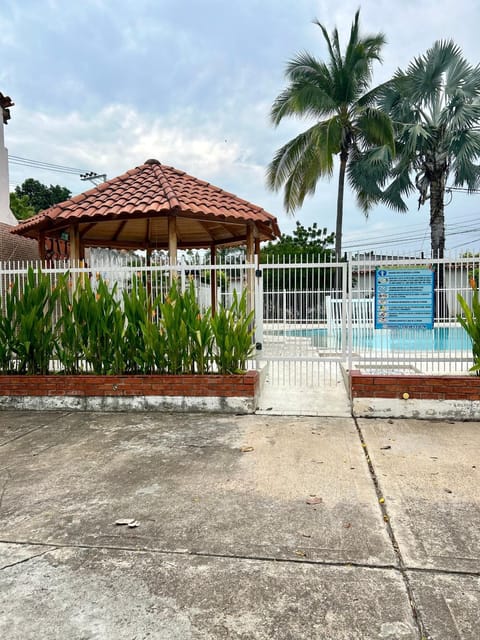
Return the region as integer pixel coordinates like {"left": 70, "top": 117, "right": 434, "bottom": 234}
{"left": 168, "top": 215, "right": 177, "bottom": 284}
{"left": 246, "top": 223, "right": 255, "bottom": 314}
{"left": 38, "top": 230, "right": 46, "bottom": 262}
{"left": 210, "top": 243, "right": 217, "bottom": 314}
{"left": 69, "top": 224, "right": 81, "bottom": 263}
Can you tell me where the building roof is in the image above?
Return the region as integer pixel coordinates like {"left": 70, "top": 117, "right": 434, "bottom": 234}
{"left": 13, "top": 159, "right": 280, "bottom": 249}
{"left": 0, "top": 223, "right": 39, "bottom": 261}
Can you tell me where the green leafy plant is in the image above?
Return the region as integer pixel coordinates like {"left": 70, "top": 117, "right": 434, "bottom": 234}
{"left": 211, "top": 288, "right": 255, "bottom": 374}
{"left": 123, "top": 276, "right": 167, "bottom": 373}
{"left": 0, "top": 279, "right": 20, "bottom": 372}
{"left": 72, "top": 275, "right": 125, "bottom": 374}
{"left": 457, "top": 278, "right": 480, "bottom": 374}
{"left": 159, "top": 279, "right": 190, "bottom": 374}
{"left": 12, "top": 268, "right": 61, "bottom": 374}
{"left": 182, "top": 280, "right": 214, "bottom": 374}
{"left": 1, "top": 268, "right": 256, "bottom": 377}
{"left": 55, "top": 273, "right": 81, "bottom": 374}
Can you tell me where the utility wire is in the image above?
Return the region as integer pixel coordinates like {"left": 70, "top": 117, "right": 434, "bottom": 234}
{"left": 8, "top": 154, "right": 93, "bottom": 176}
{"left": 343, "top": 223, "right": 480, "bottom": 251}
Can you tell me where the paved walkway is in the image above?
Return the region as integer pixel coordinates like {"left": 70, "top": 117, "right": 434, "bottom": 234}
{"left": 0, "top": 411, "right": 478, "bottom": 639}
{"left": 256, "top": 361, "right": 352, "bottom": 416}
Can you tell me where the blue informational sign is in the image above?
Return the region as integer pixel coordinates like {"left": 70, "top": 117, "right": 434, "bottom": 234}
{"left": 375, "top": 267, "right": 435, "bottom": 329}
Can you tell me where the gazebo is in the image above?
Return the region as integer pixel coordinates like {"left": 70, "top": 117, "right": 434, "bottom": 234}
{"left": 12, "top": 158, "right": 280, "bottom": 264}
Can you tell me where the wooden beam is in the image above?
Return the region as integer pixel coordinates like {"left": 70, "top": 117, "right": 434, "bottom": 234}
{"left": 112, "top": 220, "right": 128, "bottom": 242}
{"left": 245, "top": 224, "right": 255, "bottom": 315}
{"left": 79, "top": 222, "right": 97, "bottom": 238}
{"left": 168, "top": 216, "right": 178, "bottom": 265}
{"left": 69, "top": 224, "right": 81, "bottom": 263}
{"left": 246, "top": 224, "right": 254, "bottom": 264}
{"left": 210, "top": 244, "right": 217, "bottom": 316}
{"left": 145, "top": 218, "right": 151, "bottom": 246}
{"left": 38, "top": 231, "right": 46, "bottom": 263}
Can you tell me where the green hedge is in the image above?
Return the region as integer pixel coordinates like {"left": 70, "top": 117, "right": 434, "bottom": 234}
{"left": 0, "top": 267, "right": 255, "bottom": 375}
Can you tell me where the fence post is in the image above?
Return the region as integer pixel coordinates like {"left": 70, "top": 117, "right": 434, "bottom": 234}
{"left": 346, "top": 258, "right": 352, "bottom": 372}
{"left": 254, "top": 255, "right": 263, "bottom": 362}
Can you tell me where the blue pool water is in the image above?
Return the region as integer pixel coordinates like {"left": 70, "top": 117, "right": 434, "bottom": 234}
{"left": 282, "top": 326, "right": 471, "bottom": 351}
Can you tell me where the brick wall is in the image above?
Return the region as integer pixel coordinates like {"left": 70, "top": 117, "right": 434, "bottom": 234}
{"left": 0, "top": 372, "right": 259, "bottom": 398}
{"left": 350, "top": 370, "right": 480, "bottom": 401}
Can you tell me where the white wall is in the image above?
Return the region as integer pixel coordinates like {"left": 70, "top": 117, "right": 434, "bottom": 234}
{"left": 0, "top": 119, "right": 17, "bottom": 226}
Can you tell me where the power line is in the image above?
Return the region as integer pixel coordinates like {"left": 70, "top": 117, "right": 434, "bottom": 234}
{"left": 8, "top": 154, "right": 94, "bottom": 176}
{"left": 343, "top": 221, "right": 480, "bottom": 251}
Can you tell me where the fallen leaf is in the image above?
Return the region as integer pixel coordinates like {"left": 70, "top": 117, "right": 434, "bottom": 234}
{"left": 379, "top": 497, "right": 385, "bottom": 504}
{"left": 294, "top": 550, "right": 307, "bottom": 557}
{"left": 240, "top": 446, "right": 254, "bottom": 453}
{"left": 306, "top": 496, "right": 323, "bottom": 505}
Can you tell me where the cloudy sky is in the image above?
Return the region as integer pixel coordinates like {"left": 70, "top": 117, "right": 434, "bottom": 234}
{"left": 2, "top": 0, "right": 480, "bottom": 254}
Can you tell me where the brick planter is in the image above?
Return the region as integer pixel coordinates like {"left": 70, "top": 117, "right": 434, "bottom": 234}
{"left": 350, "top": 370, "right": 480, "bottom": 420}
{"left": 350, "top": 371, "right": 480, "bottom": 400}
{"left": 0, "top": 371, "right": 261, "bottom": 414}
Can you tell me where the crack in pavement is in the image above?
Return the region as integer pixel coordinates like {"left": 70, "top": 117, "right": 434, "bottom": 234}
{"left": 354, "top": 417, "right": 431, "bottom": 640}
{"left": 0, "top": 471, "right": 10, "bottom": 514}
{"left": 0, "top": 546, "right": 57, "bottom": 571}
{"left": 0, "top": 411, "right": 73, "bottom": 448}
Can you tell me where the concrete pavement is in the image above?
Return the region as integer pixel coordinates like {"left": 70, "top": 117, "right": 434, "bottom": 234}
{"left": 0, "top": 411, "right": 478, "bottom": 638}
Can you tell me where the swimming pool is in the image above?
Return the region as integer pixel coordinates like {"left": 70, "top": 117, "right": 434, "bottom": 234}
{"left": 280, "top": 326, "right": 471, "bottom": 351}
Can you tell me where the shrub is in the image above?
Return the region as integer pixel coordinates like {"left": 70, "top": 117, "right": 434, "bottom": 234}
{"left": 211, "top": 288, "right": 255, "bottom": 374}
{"left": 0, "top": 269, "right": 255, "bottom": 376}
{"left": 457, "top": 279, "right": 480, "bottom": 374}
{"left": 10, "top": 267, "right": 60, "bottom": 374}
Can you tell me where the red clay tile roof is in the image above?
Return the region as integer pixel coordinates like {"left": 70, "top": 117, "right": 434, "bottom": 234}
{"left": 13, "top": 159, "right": 280, "bottom": 249}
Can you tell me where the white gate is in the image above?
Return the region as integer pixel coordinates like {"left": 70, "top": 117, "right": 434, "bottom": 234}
{"left": 254, "top": 257, "right": 348, "bottom": 387}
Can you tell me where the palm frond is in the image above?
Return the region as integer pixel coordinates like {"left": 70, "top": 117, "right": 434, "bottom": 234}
{"left": 266, "top": 120, "right": 342, "bottom": 210}
{"left": 405, "top": 41, "right": 455, "bottom": 95}
{"left": 356, "top": 108, "right": 395, "bottom": 152}
{"left": 348, "top": 147, "right": 391, "bottom": 214}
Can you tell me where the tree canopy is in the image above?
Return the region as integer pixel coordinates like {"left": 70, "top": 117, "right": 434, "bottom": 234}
{"left": 261, "top": 221, "right": 334, "bottom": 262}
{"left": 11, "top": 178, "right": 71, "bottom": 220}
{"left": 362, "top": 40, "right": 480, "bottom": 257}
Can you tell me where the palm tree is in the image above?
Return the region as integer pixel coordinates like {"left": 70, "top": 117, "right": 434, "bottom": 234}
{"left": 267, "top": 10, "right": 395, "bottom": 260}
{"left": 375, "top": 40, "right": 480, "bottom": 258}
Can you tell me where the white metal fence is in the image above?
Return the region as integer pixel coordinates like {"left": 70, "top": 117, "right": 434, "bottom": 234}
{"left": 348, "top": 253, "right": 478, "bottom": 375}
{"left": 0, "top": 251, "right": 478, "bottom": 385}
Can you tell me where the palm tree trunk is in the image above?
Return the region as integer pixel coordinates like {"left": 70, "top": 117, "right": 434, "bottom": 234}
{"left": 430, "top": 174, "right": 447, "bottom": 319}
{"left": 430, "top": 175, "right": 445, "bottom": 259}
{"left": 335, "top": 151, "right": 348, "bottom": 261}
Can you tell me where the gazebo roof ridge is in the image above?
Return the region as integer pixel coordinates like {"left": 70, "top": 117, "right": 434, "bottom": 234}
{"left": 149, "top": 160, "right": 181, "bottom": 210}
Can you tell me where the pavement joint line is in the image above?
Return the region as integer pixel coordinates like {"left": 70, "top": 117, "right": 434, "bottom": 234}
{"left": 2, "top": 537, "right": 478, "bottom": 580}
{"left": 0, "top": 538, "right": 399, "bottom": 571}
{"left": 0, "top": 411, "right": 72, "bottom": 448}
{"left": 405, "top": 565, "right": 480, "bottom": 579}
{"left": 353, "top": 417, "right": 430, "bottom": 640}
